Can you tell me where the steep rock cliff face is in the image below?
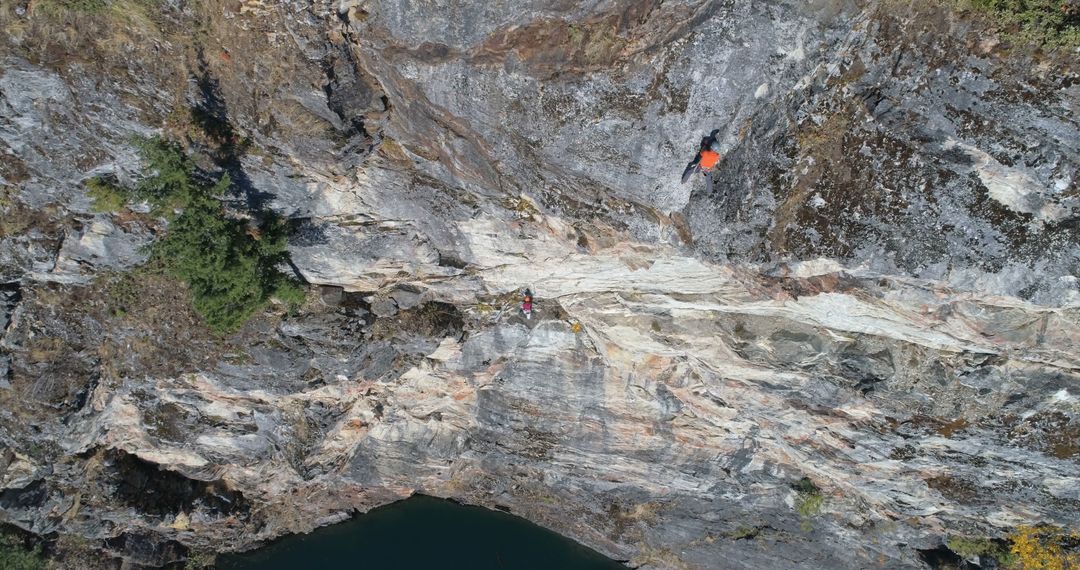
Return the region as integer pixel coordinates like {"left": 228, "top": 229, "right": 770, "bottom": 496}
{"left": 0, "top": 0, "right": 1077, "bottom": 568}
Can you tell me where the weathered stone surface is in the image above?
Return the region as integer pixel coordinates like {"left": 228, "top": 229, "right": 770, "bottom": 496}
{"left": 52, "top": 218, "right": 152, "bottom": 282}
{"left": 0, "top": 0, "right": 1077, "bottom": 569}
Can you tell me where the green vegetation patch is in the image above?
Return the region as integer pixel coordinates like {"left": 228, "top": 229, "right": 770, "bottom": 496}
{"left": 36, "top": 0, "right": 109, "bottom": 13}
{"left": 32, "top": 0, "right": 159, "bottom": 16}
{"left": 947, "top": 535, "right": 1016, "bottom": 565}
{"left": 943, "top": 526, "right": 1080, "bottom": 568}
{"left": 728, "top": 526, "right": 761, "bottom": 540}
{"left": 90, "top": 136, "right": 304, "bottom": 333}
{"left": 0, "top": 531, "right": 45, "bottom": 570}
{"left": 85, "top": 175, "right": 126, "bottom": 213}
{"left": 796, "top": 494, "right": 824, "bottom": 518}
{"left": 960, "top": 0, "right": 1080, "bottom": 48}
{"left": 794, "top": 477, "right": 825, "bottom": 518}
{"left": 792, "top": 476, "right": 825, "bottom": 531}
{"left": 184, "top": 550, "right": 217, "bottom": 569}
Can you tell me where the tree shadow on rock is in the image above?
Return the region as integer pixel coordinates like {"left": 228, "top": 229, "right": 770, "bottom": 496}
{"left": 190, "top": 47, "right": 274, "bottom": 212}
{"left": 288, "top": 218, "right": 330, "bottom": 247}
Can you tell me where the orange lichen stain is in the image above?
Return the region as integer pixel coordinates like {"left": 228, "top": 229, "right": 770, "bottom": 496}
{"left": 937, "top": 418, "right": 969, "bottom": 438}
{"left": 674, "top": 433, "right": 700, "bottom": 445}
{"left": 642, "top": 354, "right": 668, "bottom": 370}
{"left": 1009, "top": 525, "right": 1080, "bottom": 570}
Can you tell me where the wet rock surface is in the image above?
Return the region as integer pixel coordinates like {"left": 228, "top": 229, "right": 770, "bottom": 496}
{"left": 0, "top": 0, "right": 1078, "bottom": 569}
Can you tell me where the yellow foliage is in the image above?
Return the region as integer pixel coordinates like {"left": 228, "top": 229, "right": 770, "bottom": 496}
{"left": 1009, "top": 525, "right": 1080, "bottom": 570}
{"left": 570, "top": 321, "right": 583, "bottom": 334}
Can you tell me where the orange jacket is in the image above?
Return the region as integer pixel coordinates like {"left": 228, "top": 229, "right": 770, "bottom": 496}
{"left": 699, "top": 150, "right": 720, "bottom": 171}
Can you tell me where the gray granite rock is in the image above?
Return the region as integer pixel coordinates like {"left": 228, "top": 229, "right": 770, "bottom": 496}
{"left": 0, "top": 1, "right": 1077, "bottom": 569}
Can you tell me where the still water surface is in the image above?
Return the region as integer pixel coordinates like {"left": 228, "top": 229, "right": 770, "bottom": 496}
{"left": 217, "top": 495, "right": 627, "bottom": 569}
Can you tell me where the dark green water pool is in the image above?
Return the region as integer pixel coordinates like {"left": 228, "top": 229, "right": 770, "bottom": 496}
{"left": 216, "top": 495, "right": 626, "bottom": 569}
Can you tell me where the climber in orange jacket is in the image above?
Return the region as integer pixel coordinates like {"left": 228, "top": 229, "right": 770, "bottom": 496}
{"left": 681, "top": 129, "right": 723, "bottom": 183}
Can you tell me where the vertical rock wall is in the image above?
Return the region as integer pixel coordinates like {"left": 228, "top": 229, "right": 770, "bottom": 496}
{"left": 0, "top": 0, "right": 1077, "bottom": 568}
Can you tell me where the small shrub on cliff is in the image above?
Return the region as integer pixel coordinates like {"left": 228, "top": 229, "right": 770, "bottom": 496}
{"left": 0, "top": 532, "right": 44, "bottom": 570}
{"left": 728, "top": 526, "right": 761, "bottom": 540}
{"left": 33, "top": 0, "right": 159, "bottom": 16}
{"left": 794, "top": 477, "right": 824, "bottom": 518}
{"left": 961, "top": 0, "right": 1080, "bottom": 47}
{"left": 113, "top": 136, "right": 304, "bottom": 332}
{"left": 184, "top": 550, "right": 216, "bottom": 569}
{"left": 153, "top": 189, "right": 301, "bottom": 332}
{"left": 130, "top": 136, "right": 200, "bottom": 211}
{"left": 792, "top": 477, "right": 825, "bottom": 531}
{"left": 85, "top": 175, "right": 127, "bottom": 212}
{"left": 35, "top": 0, "right": 109, "bottom": 14}
{"left": 943, "top": 526, "right": 1080, "bottom": 569}
{"left": 946, "top": 535, "right": 1015, "bottom": 565}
